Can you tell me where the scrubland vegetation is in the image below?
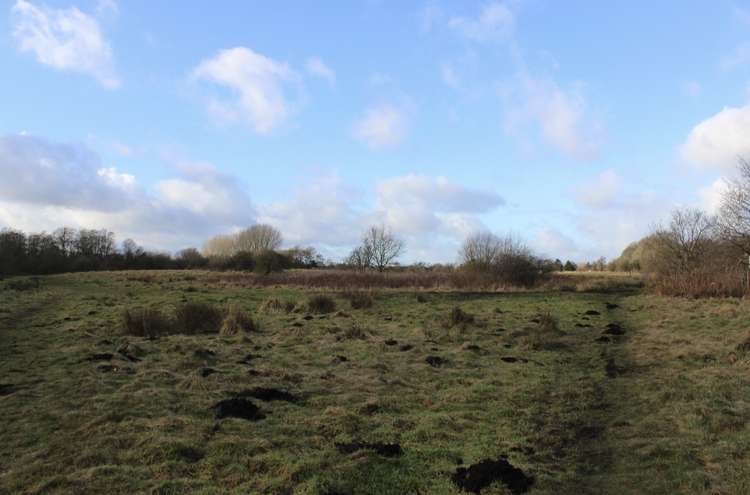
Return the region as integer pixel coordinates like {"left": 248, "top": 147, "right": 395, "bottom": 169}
{"left": 3, "top": 164, "right": 750, "bottom": 493}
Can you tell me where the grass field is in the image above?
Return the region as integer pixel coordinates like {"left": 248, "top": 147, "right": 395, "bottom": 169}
{"left": 1, "top": 271, "right": 749, "bottom": 494}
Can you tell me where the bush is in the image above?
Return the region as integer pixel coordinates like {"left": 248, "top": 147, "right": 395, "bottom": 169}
{"left": 173, "top": 302, "right": 224, "bottom": 334}
{"left": 220, "top": 306, "right": 256, "bottom": 335}
{"left": 121, "top": 307, "right": 172, "bottom": 338}
{"left": 307, "top": 294, "right": 336, "bottom": 314}
{"left": 254, "top": 250, "right": 290, "bottom": 275}
{"left": 230, "top": 251, "right": 256, "bottom": 271}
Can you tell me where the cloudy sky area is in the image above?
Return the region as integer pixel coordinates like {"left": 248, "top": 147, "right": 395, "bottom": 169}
{"left": 1, "top": 0, "right": 749, "bottom": 263}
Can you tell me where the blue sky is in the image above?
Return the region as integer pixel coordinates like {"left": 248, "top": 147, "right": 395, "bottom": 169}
{"left": 1, "top": 0, "right": 750, "bottom": 263}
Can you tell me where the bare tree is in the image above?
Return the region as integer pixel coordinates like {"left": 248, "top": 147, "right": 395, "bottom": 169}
{"left": 459, "top": 231, "right": 501, "bottom": 268}
{"left": 719, "top": 158, "right": 750, "bottom": 255}
{"left": 346, "top": 245, "right": 373, "bottom": 271}
{"left": 652, "top": 207, "right": 717, "bottom": 273}
{"left": 236, "top": 224, "right": 283, "bottom": 253}
{"left": 359, "top": 225, "right": 404, "bottom": 272}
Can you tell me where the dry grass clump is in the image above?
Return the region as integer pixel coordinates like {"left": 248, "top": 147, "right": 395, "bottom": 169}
{"left": 649, "top": 271, "right": 745, "bottom": 298}
{"left": 122, "top": 302, "right": 256, "bottom": 337}
{"left": 121, "top": 307, "right": 173, "bottom": 338}
{"left": 307, "top": 294, "right": 336, "bottom": 314}
{"left": 341, "top": 290, "right": 374, "bottom": 310}
{"left": 174, "top": 302, "right": 224, "bottom": 334}
{"left": 520, "top": 311, "right": 562, "bottom": 351}
{"left": 259, "top": 297, "right": 295, "bottom": 313}
{"left": 447, "top": 306, "right": 474, "bottom": 327}
{"left": 220, "top": 305, "right": 256, "bottom": 335}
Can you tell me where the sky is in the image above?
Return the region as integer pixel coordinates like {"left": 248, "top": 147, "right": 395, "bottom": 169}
{"left": 1, "top": 0, "right": 750, "bottom": 263}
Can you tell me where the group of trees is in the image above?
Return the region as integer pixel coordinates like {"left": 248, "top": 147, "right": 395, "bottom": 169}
{"left": 603, "top": 158, "right": 750, "bottom": 296}
{"left": 0, "top": 227, "right": 196, "bottom": 276}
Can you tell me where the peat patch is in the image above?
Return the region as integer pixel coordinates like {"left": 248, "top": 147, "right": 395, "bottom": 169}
{"left": 213, "top": 398, "right": 265, "bottom": 421}
{"left": 584, "top": 310, "right": 601, "bottom": 316}
{"left": 399, "top": 344, "right": 413, "bottom": 352}
{"left": 425, "top": 356, "right": 446, "bottom": 368}
{"left": 84, "top": 353, "right": 113, "bottom": 362}
{"left": 0, "top": 383, "right": 17, "bottom": 396}
{"left": 603, "top": 323, "right": 625, "bottom": 336}
{"left": 452, "top": 457, "right": 534, "bottom": 494}
{"left": 501, "top": 356, "right": 529, "bottom": 364}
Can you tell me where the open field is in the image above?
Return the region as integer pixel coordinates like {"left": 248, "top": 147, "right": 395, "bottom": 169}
{"left": 1, "top": 271, "right": 749, "bottom": 494}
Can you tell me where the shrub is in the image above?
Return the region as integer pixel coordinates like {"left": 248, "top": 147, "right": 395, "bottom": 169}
{"left": 447, "top": 306, "right": 474, "bottom": 327}
{"left": 173, "top": 302, "right": 224, "bottom": 334}
{"left": 121, "top": 307, "right": 172, "bottom": 338}
{"left": 229, "top": 251, "right": 256, "bottom": 271}
{"left": 259, "top": 298, "right": 284, "bottom": 312}
{"left": 220, "top": 305, "right": 256, "bottom": 335}
{"left": 254, "top": 250, "right": 290, "bottom": 275}
{"left": 308, "top": 294, "right": 336, "bottom": 314}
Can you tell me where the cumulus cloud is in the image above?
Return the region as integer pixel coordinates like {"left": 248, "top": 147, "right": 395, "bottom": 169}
{"left": 0, "top": 134, "right": 255, "bottom": 250}
{"left": 11, "top": 0, "right": 119, "bottom": 88}
{"left": 503, "top": 74, "right": 602, "bottom": 160}
{"left": 681, "top": 104, "right": 750, "bottom": 170}
{"left": 258, "top": 174, "right": 365, "bottom": 254}
{"left": 448, "top": 2, "right": 514, "bottom": 42}
{"left": 191, "top": 47, "right": 298, "bottom": 134}
{"left": 352, "top": 103, "right": 409, "bottom": 150}
{"left": 574, "top": 169, "right": 622, "bottom": 208}
{"left": 259, "top": 173, "right": 504, "bottom": 262}
{"left": 698, "top": 178, "right": 729, "bottom": 214}
{"left": 305, "top": 56, "right": 336, "bottom": 85}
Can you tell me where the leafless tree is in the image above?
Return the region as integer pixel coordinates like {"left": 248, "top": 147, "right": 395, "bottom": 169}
{"left": 459, "top": 231, "right": 501, "bottom": 268}
{"left": 202, "top": 234, "right": 236, "bottom": 257}
{"left": 719, "top": 158, "right": 750, "bottom": 255}
{"left": 355, "top": 225, "right": 404, "bottom": 272}
{"left": 346, "top": 245, "right": 373, "bottom": 271}
{"left": 652, "top": 207, "right": 717, "bottom": 273}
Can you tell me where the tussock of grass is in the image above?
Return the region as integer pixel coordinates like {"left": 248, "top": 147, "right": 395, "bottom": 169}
{"left": 220, "top": 306, "right": 256, "bottom": 336}
{"left": 122, "top": 302, "right": 255, "bottom": 337}
{"left": 121, "top": 307, "right": 172, "bottom": 338}
{"left": 174, "top": 302, "right": 224, "bottom": 334}
{"left": 307, "top": 294, "right": 336, "bottom": 314}
{"left": 258, "top": 298, "right": 293, "bottom": 313}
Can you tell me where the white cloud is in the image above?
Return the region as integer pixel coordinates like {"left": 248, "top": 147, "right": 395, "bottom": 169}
{"left": 574, "top": 169, "right": 622, "bottom": 208}
{"left": 503, "top": 74, "right": 602, "bottom": 160}
{"left": 681, "top": 104, "right": 750, "bottom": 170}
{"left": 260, "top": 173, "right": 504, "bottom": 263}
{"left": 191, "top": 47, "right": 298, "bottom": 134}
{"left": 0, "top": 134, "right": 255, "bottom": 250}
{"left": 698, "top": 178, "right": 729, "bottom": 214}
{"left": 305, "top": 56, "right": 336, "bottom": 85}
{"left": 352, "top": 103, "right": 409, "bottom": 150}
{"left": 11, "top": 0, "right": 119, "bottom": 89}
{"left": 449, "top": 2, "right": 514, "bottom": 42}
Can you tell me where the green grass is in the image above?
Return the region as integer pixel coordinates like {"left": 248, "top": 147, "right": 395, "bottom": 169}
{"left": 0, "top": 271, "right": 748, "bottom": 494}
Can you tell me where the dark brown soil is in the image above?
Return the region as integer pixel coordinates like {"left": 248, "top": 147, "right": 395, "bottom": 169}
{"left": 603, "top": 323, "right": 625, "bottom": 336}
{"left": 213, "top": 398, "right": 265, "bottom": 421}
{"left": 0, "top": 384, "right": 17, "bottom": 396}
{"left": 451, "top": 457, "right": 534, "bottom": 494}
{"left": 425, "top": 356, "right": 446, "bottom": 367}
{"left": 85, "top": 353, "right": 113, "bottom": 362}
